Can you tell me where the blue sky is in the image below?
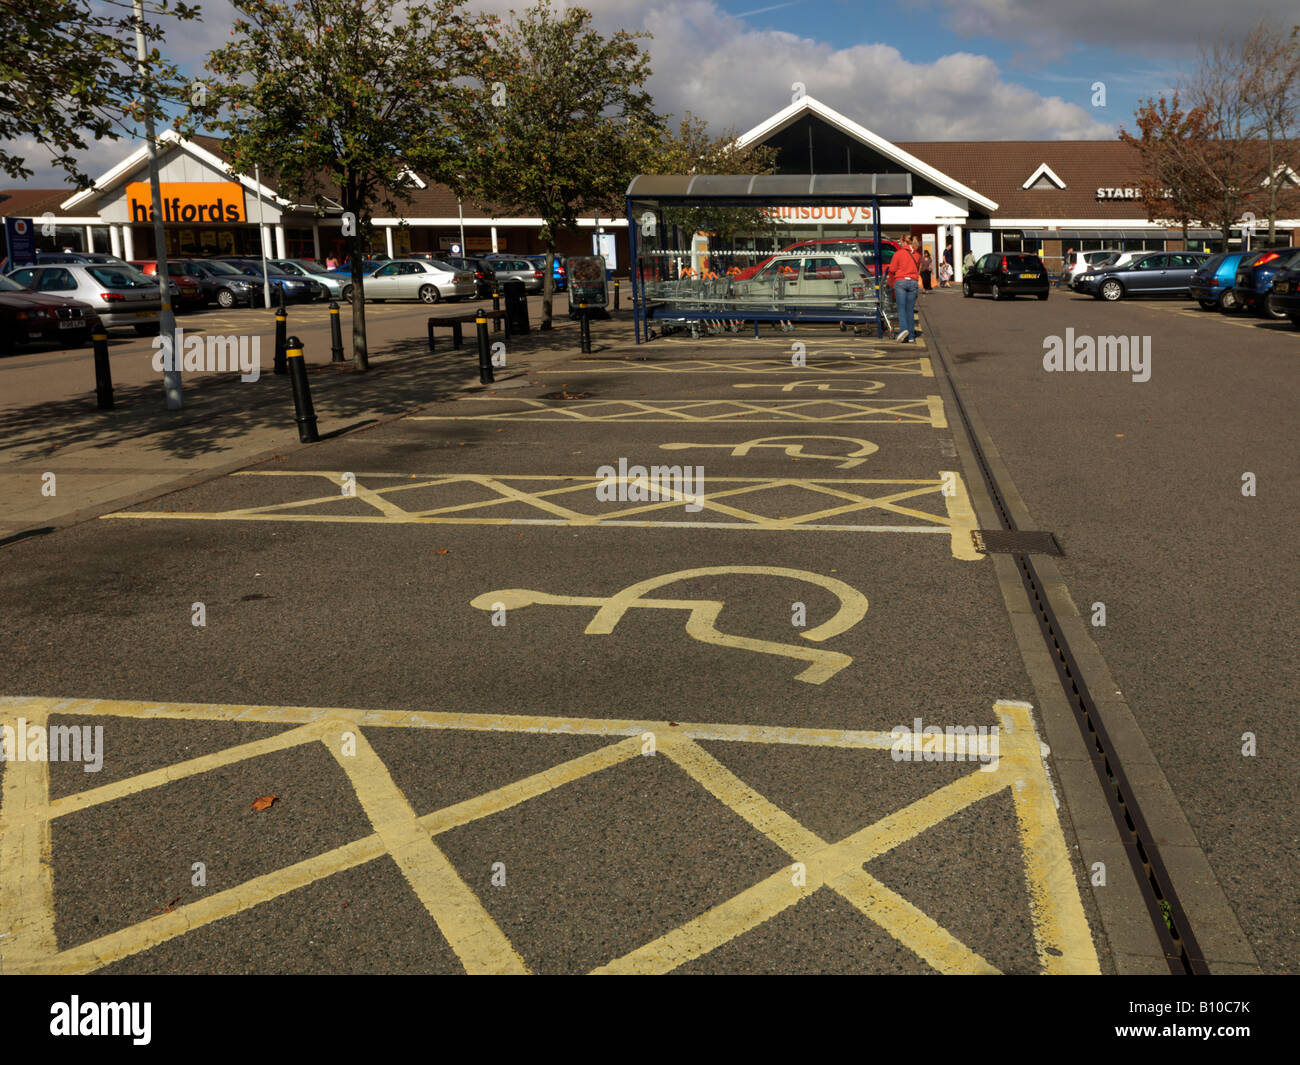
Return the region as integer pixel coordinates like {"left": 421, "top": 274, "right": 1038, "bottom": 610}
{"left": 7, "top": 0, "right": 1296, "bottom": 185}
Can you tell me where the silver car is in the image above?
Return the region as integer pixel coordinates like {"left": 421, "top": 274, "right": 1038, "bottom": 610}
{"left": 483, "top": 257, "right": 543, "bottom": 293}
{"left": 343, "top": 258, "right": 475, "bottom": 304}
{"left": 269, "top": 259, "right": 343, "bottom": 300}
{"left": 5, "top": 262, "right": 161, "bottom": 333}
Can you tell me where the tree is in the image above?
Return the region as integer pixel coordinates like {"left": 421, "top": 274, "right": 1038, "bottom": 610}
{"left": 653, "top": 113, "right": 778, "bottom": 264}
{"left": 198, "top": 0, "right": 485, "bottom": 368}
{"left": 454, "top": 0, "right": 662, "bottom": 329}
{"left": 1240, "top": 21, "right": 1300, "bottom": 242}
{"left": 1119, "top": 94, "right": 1220, "bottom": 246}
{"left": 0, "top": 0, "right": 200, "bottom": 186}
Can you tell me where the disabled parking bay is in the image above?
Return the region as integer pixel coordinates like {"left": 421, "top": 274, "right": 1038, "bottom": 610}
{"left": 0, "top": 326, "right": 1112, "bottom": 974}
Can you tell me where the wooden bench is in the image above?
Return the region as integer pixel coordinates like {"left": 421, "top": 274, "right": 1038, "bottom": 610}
{"left": 427, "top": 308, "right": 511, "bottom": 352}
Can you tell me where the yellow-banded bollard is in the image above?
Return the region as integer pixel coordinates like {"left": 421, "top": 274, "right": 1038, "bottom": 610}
{"left": 329, "top": 300, "right": 345, "bottom": 362}
{"left": 92, "top": 330, "right": 114, "bottom": 410}
{"left": 476, "top": 312, "right": 494, "bottom": 385}
{"left": 274, "top": 296, "right": 288, "bottom": 375}
{"left": 285, "top": 335, "right": 319, "bottom": 442}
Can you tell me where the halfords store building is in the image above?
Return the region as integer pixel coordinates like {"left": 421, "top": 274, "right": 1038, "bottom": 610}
{"left": 4, "top": 96, "right": 1298, "bottom": 272}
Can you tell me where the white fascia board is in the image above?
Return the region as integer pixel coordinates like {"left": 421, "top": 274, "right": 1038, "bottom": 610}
{"left": 1021, "top": 163, "right": 1066, "bottom": 189}
{"left": 371, "top": 217, "right": 627, "bottom": 227}
{"left": 736, "top": 95, "right": 1000, "bottom": 213}
{"left": 990, "top": 218, "right": 1164, "bottom": 227}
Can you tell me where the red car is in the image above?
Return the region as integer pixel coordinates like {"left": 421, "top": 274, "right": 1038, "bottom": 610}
{"left": 129, "top": 261, "right": 208, "bottom": 309}
{"left": 0, "top": 273, "right": 102, "bottom": 356}
{"left": 734, "top": 238, "right": 903, "bottom": 281}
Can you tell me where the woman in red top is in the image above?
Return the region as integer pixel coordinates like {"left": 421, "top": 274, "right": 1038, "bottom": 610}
{"left": 887, "top": 237, "right": 920, "bottom": 342}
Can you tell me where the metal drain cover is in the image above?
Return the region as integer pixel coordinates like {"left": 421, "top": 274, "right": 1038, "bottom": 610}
{"left": 972, "top": 529, "right": 1064, "bottom": 556}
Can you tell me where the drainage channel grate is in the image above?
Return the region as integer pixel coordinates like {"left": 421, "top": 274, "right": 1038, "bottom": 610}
{"left": 972, "top": 529, "right": 1064, "bottom": 556}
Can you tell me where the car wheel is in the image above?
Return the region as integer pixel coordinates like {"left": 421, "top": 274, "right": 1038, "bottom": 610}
{"left": 1263, "top": 294, "right": 1288, "bottom": 320}
{"left": 1100, "top": 279, "right": 1124, "bottom": 301}
{"left": 1197, "top": 299, "right": 1216, "bottom": 309}
{"left": 216, "top": 288, "right": 235, "bottom": 308}
{"left": 962, "top": 280, "right": 972, "bottom": 298}
{"left": 989, "top": 283, "right": 1002, "bottom": 301}
{"left": 1218, "top": 289, "right": 1239, "bottom": 312}
{"left": 419, "top": 285, "right": 440, "bottom": 304}
{"left": 341, "top": 285, "right": 354, "bottom": 303}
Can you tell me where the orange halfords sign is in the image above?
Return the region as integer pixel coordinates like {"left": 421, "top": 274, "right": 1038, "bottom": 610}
{"left": 126, "top": 182, "right": 246, "bottom": 224}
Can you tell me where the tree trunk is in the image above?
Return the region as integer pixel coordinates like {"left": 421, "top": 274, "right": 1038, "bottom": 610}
{"left": 350, "top": 227, "right": 369, "bottom": 371}
{"left": 541, "top": 243, "right": 555, "bottom": 330}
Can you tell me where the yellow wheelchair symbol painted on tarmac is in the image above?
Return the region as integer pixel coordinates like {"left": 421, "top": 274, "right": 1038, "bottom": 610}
{"left": 660, "top": 436, "right": 880, "bottom": 469}
{"left": 733, "top": 379, "right": 886, "bottom": 396}
{"left": 472, "top": 565, "right": 868, "bottom": 684}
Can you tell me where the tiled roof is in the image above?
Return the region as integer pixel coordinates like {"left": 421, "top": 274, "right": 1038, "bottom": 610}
{"left": 895, "top": 141, "right": 1147, "bottom": 219}
{"left": 0, "top": 188, "right": 79, "bottom": 217}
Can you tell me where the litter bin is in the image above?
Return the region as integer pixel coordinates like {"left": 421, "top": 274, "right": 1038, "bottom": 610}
{"left": 502, "top": 278, "right": 530, "bottom": 335}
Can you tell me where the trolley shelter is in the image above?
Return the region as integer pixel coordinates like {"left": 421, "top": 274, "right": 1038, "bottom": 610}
{"left": 625, "top": 173, "right": 913, "bottom": 343}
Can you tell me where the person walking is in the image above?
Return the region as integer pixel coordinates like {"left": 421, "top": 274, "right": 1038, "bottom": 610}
{"left": 963, "top": 249, "right": 976, "bottom": 276}
{"left": 920, "top": 246, "right": 933, "bottom": 291}
{"left": 887, "top": 236, "right": 921, "bottom": 343}
{"left": 941, "top": 238, "right": 954, "bottom": 287}
{"left": 1057, "top": 246, "right": 1074, "bottom": 288}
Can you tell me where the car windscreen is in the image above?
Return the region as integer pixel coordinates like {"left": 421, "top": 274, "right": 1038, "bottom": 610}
{"left": 427, "top": 261, "right": 454, "bottom": 271}
{"left": 1199, "top": 253, "right": 1226, "bottom": 272}
{"left": 87, "top": 265, "right": 153, "bottom": 288}
{"left": 1004, "top": 256, "right": 1043, "bottom": 269}
{"left": 199, "top": 260, "right": 245, "bottom": 275}
{"left": 0, "top": 274, "right": 28, "bottom": 291}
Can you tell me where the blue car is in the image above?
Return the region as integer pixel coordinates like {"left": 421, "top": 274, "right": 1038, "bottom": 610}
{"left": 1233, "top": 247, "right": 1300, "bottom": 319}
{"left": 1188, "top": 251, "right": 1250, "bottom": 312}
{"left": 215, "top": 258, "right": 319, "bottom": 304}
{"left": 520, "top": 254, "right": 566, "bottom": 291}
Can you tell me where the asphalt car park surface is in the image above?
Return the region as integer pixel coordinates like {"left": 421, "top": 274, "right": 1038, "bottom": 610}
{"left": 0, "top": 285, "right": 1290, "bottom": 975}
{"left": 0, "top": 316, "right": 1113, "bottom": 975}
{"left": 921, "top": 287, "right": 1297, "bottom": 974}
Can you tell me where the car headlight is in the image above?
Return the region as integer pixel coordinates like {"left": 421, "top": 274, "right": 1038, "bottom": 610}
{"left": 231, "top": 280, "right": 251, "bottom": 288}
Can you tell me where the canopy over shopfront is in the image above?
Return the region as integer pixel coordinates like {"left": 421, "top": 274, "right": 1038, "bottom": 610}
{"left": 626, "top": 172, "right": 913, "bottom": 341}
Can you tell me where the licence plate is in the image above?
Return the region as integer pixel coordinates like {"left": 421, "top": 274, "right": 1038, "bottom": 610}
{"left": 135, "top": 310, "right": 154, "bottom": 318}
{"left": 1276, "top": 282, "right": 1290, "bottom": 293}
{"left": 1019, "top": 273, "right": 1037, "bottom": 279}
{"left": 58, "top": 319, "right": 84, "bottom": 330}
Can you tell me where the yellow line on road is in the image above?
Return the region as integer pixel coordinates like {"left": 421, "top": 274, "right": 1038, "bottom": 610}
{"left": 0, "top": 704, "right": 56, "bottom": 971}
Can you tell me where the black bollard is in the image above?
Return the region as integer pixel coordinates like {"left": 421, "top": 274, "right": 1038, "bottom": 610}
{"left": 613, "top": 281, "right": 620, "bottom": 310}
{"left": 476, "top": 313, "right": 494, "bottom": 385}
{"left": 285, "top": 335, "right": 319, "bottom": 442}
{"left": 579, "top": 304, "right": 591, "bottom": 354}
{"left": 92, "top": 330, "right": 114, "bottom": 410}
{"left": 329, "top": 301, "right": 345, "bottom": 362}
{"left": 492, "top": 291, "right": 501, "bottom": 333}
{"left": 273, "top": 290, "right": 288, "bottom": 375}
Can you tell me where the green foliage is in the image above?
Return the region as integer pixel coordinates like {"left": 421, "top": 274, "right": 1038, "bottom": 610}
{"left": 198, "top": 0, "right": 488, "bottom": 366}
{"left": 0, "top": 0, "right": 201, "bottom": 185}
{"left": 453, "top": 0, "right": 661, "bottom": 326}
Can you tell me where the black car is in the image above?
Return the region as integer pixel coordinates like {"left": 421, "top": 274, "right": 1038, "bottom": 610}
{"left": 1266, "top": 262, "right": 1300, "bottom": 326}
{"left": 962, "top": 253, "right": 1049, "bottom": 300}
{"left": 447, "top": 257, "right": 498, "bottom": 299}
{"left": 1075, "top": 251, "right": 1207, "bottom": 301}
{"left": 1233, "top": 247, "right": 1300, "bottom": 319}
{"left": 170, "top": 259, "right": 259, "bottom": 308}
{"left": 0, "top": 273, "right": 100, "bottom": 355}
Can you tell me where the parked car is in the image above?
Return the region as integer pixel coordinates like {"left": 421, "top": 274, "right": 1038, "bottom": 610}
{"left": 5, "top": 261, "right": 160, "bottom": 333}
{"left": 447, "top": 256, "right": 499, "bottom": 299}
{"left": 479, "top": 257, "right": 543, "bottom": 293}
{"left": 129, "top": 260, "right": 207, "bottom": 310}
{"left": 8, "top": 251, "right": 131, "bottom": 268}
{"left": 732, "top": 252, "right": 886, "bottom": 308}
{"left": 961, "top": 253, "right": 1049, "bottom": 300}
{"left": 1267, "top": 261, "right": 1300, "bottom": 326}
{"left": 735, "top": 238, "right": 902, "bottom": 281}
{"left": 1188, "top": 251, "right": 1251, "bottom": 312}
{"left": 1063, "top": 249, "right": 1121, "bottom": 288}
{"left": 0, "top": 273, "right": 101, "bottom": 355}
{"left": 522, "top": 254, "right": 567, "bottom": 291}
{"left": 170, "top": 259, "right": 259, "bottom": 308}
{"left": 341, "top": 258, "right": 475, "bottom": 304}
{"left": 1233, "top": 248, "right": 1300, "bottom": 319}
{"left": 268, "top": 259, "right": 343, "bottom": 300}
{"left": 1075, "top": 251, "right": 1207, "bottom": 301}
{"left": 214, "top": 258, "right": 321, "bottom": 304}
